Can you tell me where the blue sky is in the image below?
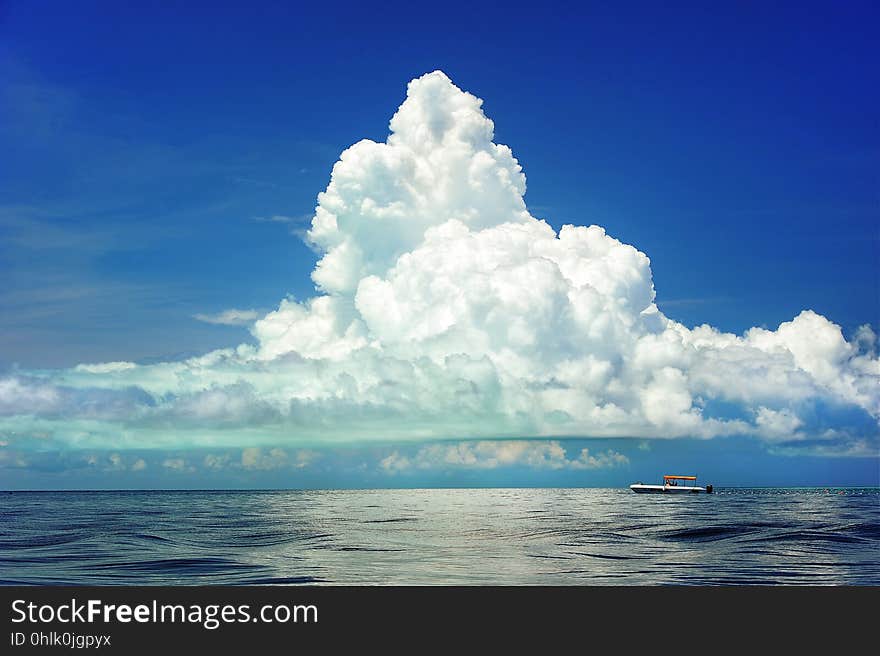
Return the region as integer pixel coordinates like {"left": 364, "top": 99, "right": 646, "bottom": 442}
{"left": 0, "top": 1, "right": 877, "bottom": 489}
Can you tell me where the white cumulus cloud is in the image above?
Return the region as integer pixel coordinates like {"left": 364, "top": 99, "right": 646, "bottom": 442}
{"left": 162, "top": 458, "right": 193, "bottom": 472}
{"left": 200, "top": 448, "right": 319, "bottom": 471}
{"left": 241, "top": 447, "right": 288, "bottom": 470}
{"left": 380, "top": 440, "right": 629, "bottom": 473}
{"left": 0, "top": 70, "right": 877, "bottom": 457}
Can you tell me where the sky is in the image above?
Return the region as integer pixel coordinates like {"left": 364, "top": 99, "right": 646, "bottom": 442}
{"left": 0, "top": 1, "right": 877, "bottom": 489}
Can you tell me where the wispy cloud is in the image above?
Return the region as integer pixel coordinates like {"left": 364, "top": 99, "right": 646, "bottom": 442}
{"left": 231, "top": 176, "right": 282, "bottom": 190}
{"left": 656, "top": 296, "right": 733, "bottom": 308}
{"left": 193, "top": 309, "right": 261, "bottom": 326}
{"left": 252, "top": 214, "right": 310, "bottom": 224}
{"left": 251, "top": 213, "right": 313, "bottom": 238}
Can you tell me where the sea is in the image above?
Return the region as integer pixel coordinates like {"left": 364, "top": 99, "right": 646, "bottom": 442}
{"left": 1, "top": 488, "right": 878, "bottom": 585}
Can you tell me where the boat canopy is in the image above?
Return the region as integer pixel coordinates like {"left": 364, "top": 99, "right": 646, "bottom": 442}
{"left": 663, "top": 475, "right": 697, "bottom": 480}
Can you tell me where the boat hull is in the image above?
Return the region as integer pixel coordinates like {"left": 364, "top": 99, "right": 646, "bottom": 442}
{"left": 630, "top": 484, "right": 709, "bottom": 494}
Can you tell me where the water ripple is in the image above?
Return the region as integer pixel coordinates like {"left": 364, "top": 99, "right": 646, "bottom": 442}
{"left": 1, "top": 488, "right": 877, "bottom": 585}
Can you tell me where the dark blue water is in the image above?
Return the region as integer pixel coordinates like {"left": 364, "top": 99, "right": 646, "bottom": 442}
{"left": 1, "top": 488, "right": 878, "bottom": 585}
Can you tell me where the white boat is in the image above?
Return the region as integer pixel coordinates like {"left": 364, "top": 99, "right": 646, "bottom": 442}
{"left": 630, "top": 475, "right": 713, "bottom": 494}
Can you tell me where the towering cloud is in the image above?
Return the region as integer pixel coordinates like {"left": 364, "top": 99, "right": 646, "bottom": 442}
{"left": 0, "top": 71, "right": 877, "bottom": 454}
